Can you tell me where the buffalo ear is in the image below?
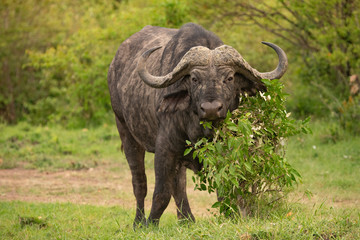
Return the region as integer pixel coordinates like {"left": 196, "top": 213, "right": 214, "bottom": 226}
{"left": 235, "top": 73, "right": 267, "bottom": 96}
{"left": 158, "top": 90, "right": 190, "bottom": 113}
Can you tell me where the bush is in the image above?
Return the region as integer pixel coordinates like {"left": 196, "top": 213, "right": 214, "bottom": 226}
{"left": 186, "top": 79, "right": 310, "bottom": 217}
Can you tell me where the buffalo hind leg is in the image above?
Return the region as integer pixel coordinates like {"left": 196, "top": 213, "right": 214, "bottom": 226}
{"left": 172, "top": 165, "right": 195, "bottom": 222}
{"left": 115, "top": 117, "right": 147, "bottom": 227}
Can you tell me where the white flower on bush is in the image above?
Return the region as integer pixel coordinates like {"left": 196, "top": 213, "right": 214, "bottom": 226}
{"left": 279, "top": 137, "right": 285, "bottom": 146}
{"left": 251, "top": 125, "right": 262, "bottom": 131}
{"left": 259, "top": 91, "right": 267, "bottom": 101}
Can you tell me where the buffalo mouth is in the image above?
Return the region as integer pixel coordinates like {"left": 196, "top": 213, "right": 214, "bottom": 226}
{"left": 200, "top": 116, "right": 226, "bottom": 122}
{"left": 201, "top": 119, "right": 224, "bottom": 139}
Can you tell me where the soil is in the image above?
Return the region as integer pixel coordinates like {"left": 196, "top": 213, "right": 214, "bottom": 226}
{"left": 0, "top": 166, "right": 216, "bottom": 217}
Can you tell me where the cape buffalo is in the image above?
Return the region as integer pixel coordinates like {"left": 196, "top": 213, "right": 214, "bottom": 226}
{"left": 107, "top": 23, "right": 288, "bottom": 226}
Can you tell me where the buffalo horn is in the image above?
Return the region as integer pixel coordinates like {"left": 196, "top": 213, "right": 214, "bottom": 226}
{"left": 137, "top": 47, "right": 191, "bottom": 88}
{"left": 257, "top": 42, "right": 288, "bottom": 80}
{"left": 137, "top": 42, "right": 288, "bottom": 88}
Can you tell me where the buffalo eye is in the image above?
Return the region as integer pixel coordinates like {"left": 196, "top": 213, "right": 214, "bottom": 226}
{"left": 223, "top": 76, "right": 234, "bottom": 84}
{"left": 192, "top": 77, "right": 198, "bottom": 83}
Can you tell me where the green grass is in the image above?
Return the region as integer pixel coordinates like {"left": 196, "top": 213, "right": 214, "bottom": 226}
{"left": 0, "top": 122, "right": 123, "bottom": 170}
{"left": 0, "top": 120, "right": 359, "bottom": 239}
{"left": 286, "top": 121, "right": 360, "bottom": 207}
{"left": 0, "top": 201, "right": 358, "bottom": 239}
{"left": 0, "top": 122, "right": 157, "bottom": 171}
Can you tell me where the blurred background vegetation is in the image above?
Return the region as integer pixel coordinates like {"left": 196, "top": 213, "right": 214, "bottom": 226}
{"left": 1, "top": 0, "right": 359, "bottom": 133}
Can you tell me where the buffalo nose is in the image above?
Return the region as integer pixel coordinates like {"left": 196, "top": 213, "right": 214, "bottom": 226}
{"left": 200, "top": 100, "right": 224, "bottom": 120}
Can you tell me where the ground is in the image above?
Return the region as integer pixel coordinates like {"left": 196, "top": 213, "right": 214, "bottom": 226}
{"left": 0, "top": 165, "right": 216, "bottom": 217}
{"left": 0, "top": 123, "right": 359, "bottom": 239}
{"left": 1, "top": 164, "right": 358, "bottom": 219}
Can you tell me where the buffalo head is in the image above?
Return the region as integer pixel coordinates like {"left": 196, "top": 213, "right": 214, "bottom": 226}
{"left": 137, "top": 42, "right": 288, "bottom": 121}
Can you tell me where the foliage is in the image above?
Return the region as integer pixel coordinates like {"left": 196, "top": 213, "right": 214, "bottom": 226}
{"left": 0, "top": 0, "right": 74, "bottom": 123}
{"left": 339, "top": 96, "right": 360, "bottom": 134}
{"left": 0, "top": 0, "right": 115, "bottom": 125}
{"left": 155, "top": 0, "right": 190, "bottom": 27}
{"left": 0, "top": 0, "right": 192, "bottom": 127}
{"left": 24, "top": 0, "right": 190, "bottom": 128}
{"left": 186, "top": 80, "right": 311, "bottom": 217}
{"left": 23, "top": 1, "right": 133, "bottom": 127}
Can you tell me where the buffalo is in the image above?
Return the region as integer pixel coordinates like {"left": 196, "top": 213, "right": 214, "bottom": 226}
{"left": 107, "top": 23, "right": 288, "bottom": 226}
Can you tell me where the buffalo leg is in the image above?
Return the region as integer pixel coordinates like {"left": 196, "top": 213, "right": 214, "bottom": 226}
{"left": 115, "top": 117, "right": 147, "bottom": 227}
{"left": 172, "top": 165, "right": 195, "bottom": 222}
{"left": 147, "top": 140, "right": 176, "bottom": 225}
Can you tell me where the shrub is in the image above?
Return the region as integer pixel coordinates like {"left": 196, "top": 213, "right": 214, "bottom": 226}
{"left": 186, "top": 79, "right": 310, "bottom": 217}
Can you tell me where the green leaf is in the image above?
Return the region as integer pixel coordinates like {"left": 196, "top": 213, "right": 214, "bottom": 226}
{"left": 211, "top": 201, "right": 221, "bottom": 209}
{"left": 184, "top": 148, "right": 191, "bottom": 156}
{"left": 194, "top": 138, "right": 204, "bottom": 148}
{"left": 228, "top": 124, "right": 238, "bottom": 132}
{"left": 244, "top": 162, "right": 253, "bottom": 173}
{"left": 215, "top": 142, "right": 223, "bottom": 153}
{"left": 192, "top": 151, "right": 198, "bottom": 159}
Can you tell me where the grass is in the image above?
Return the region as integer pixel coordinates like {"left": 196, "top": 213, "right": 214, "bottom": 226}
{"left": 0, "top": 120, "right": 359, "bottom": 239}
{"left": 0, "top": 122, "right": 122, "bottom": 170}
{"left": 0, "top": 122, "right": 157, "bottom": 171}
{"left": 0, "top": 201, "right": 358, "bottom": 239}
{"left": 286, "top": 121, "right": 360, "bottom": 207}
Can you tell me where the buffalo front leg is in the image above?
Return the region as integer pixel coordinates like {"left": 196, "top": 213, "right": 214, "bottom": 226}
{"left": 172, "top": 165, "right": 195, "bottom": 222}
{"left": 147, "top": 139, "right": 177, "bottom": 225}
{"left": 115, "top": 117, "right": 147, "bottom": 227}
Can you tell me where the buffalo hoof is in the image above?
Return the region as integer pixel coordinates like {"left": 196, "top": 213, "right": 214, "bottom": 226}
{"left": 133, "top": 218, "right": 147, "bottom": 229}
{"left": 178, "top": 217, "right": 195, "bottom": 226}
{"left": 145, "top": 218, "right": 160, "bottom": 227}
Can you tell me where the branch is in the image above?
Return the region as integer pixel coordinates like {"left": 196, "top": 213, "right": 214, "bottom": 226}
{"left": 217, "top": 1, "right": 320, "bottom": 51}
{"left": 267, "top": 195, "right": 285, "bottom": 205}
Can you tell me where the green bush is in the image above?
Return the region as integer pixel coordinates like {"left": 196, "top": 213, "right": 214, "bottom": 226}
{"left": 186, "top": 79, "right": 310, "bottom": 217}
{"left": 26, "top": 30, "right": 115, "bottom": 128}
{"left": 156, "top": 0, "right": 189, "bottom": 27}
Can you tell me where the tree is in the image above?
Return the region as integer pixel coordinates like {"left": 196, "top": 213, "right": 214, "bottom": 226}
{"left": 0, "top": 0, "right": 53, "bottom": 123}
{"left": 0, "top": 0, "right": 94, "bottom": 124}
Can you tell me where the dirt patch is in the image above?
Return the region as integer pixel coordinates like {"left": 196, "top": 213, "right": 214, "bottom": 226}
{"left": 0, "top": 166, "right": 216, "bottom": 217}
{"left": 2, "top": 166, "right": 356, "bottom": 219}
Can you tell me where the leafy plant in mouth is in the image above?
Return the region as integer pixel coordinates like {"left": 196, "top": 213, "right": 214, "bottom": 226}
{"left": 185, "top": 79, "right": 311, "bottom": 218}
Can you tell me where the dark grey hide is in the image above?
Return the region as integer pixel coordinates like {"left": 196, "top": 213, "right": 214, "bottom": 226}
{"left": 107, "top": 23, "right": 287, "bottom": 226}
